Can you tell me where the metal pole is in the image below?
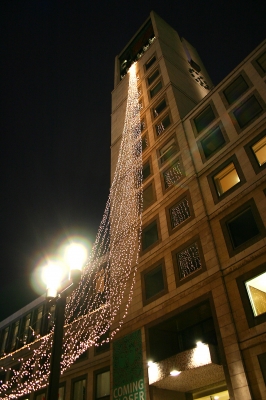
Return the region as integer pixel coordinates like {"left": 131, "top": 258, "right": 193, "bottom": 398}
{"left": 47, "top": 295, "right": 66, "bottom": 400}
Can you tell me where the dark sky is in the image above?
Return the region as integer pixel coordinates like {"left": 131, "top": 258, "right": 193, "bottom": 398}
{"left": 0, "top": 0, "right": 265, "bottom": 322}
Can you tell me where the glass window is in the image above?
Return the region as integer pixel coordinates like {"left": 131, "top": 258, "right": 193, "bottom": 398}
{"left": 169, "top": 197, "right": 191, "bottom": 229}
{"left": 162, "top": 159, "right": 184, "bottom": 189}
{"left": 147, "top": 69, "right": 160, "bottom": 86}
{"left": 227, "top": 207, "right": 260, "bottom": 249}
{"left": 34, "top": 390, "right": 46, "bottom": 400}
{"left": 245, "top": 271, "right": 266, "bottom": 317}
{"left": 142, "top": 220, "right": 159, "bottom": 251}
{"left": 96, "top": 370, "right": 110, "bottom": 399}
{"left": 145, "top": 55, "right": 156, "bottom": 70}
{"left": 150, "top": 80, "right": 162, "bottom": 98}
{"left": 0, "top": 327, "right": 9, "bottom": 355}
{"left": 141, "top": 134, "right": 148, "bottom": 151}
{"left": 158, "top": 137, "right": 178, "bottom": 165}
{"left": 256, "top": 51, "right": 266, "bottom": 73}
{"left": 200, "top": 125, "right": 226, "bottom": 159}
{"left": 34, "top": 306, "right": 43, "bottom": 335}
{"left": 223, "top": 75, "right": 249, "bottom": 105}
{"left": 58, "top": 386, "right": 65, "bottom": 400}
{"left": 155, "top": 114, "right": 171, "bottom": 136}
{"left": 213, "top": 162, "right": 240, "bottom": 196}
{"left": 153, "top": 98, "right": 167, "bottom": 118}
{"left": 143, "top": 264, "right": 166, "bottom": 301}
{"left": 143, "top": 160, "right": 151, "bottom": 181}
{"left": 140, "top": 118, "right": 146, "bottom": 132}
{"left": 10, "top": 320, "right": 20, "bottom": 351}
{"left": 143, "top": 183, "right": 155, "bottom": 210}
{"left": 252, "top": 135, "right": 266, "bottom": 166}
{"left": 72, "top": 377, "right": 86, "bottom": 400}
{"left": 176, "top": 242, "right": 202, "bottom": 280}
{"left": 233, "top": 95, "right": 263, "bottom": 128}
{"left": 194, "top": 105, "right": 216, "bottom": 133}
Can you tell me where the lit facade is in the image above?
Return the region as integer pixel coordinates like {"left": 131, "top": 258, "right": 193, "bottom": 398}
{"left": 1, "top": 11, "right": 266, "bottom": 400}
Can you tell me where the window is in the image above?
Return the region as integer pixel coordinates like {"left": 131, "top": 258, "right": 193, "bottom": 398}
{"left": 10, "top": 320, "right": 20, "bottom": 351}
{"left": 152, "top": 98, "right": 167, "bottom": 118}
{"left": 34, "top": 306, "right": 43, "bottom": 335}
{"left": 175, "top": 241, "right": 202, "bottom": 280}
{"left": 237, "top": 263, "right": 266, "bottom": 327}
{"left": 158, "top": 137, "right": 178, "bottom": 165}
{"left": 155, "top": 114, "right": 171, "bottom": 136}
{"left": 199, "top": 125, "right": 227, "bottom": 160}
{"left": 145, "top": 55, "right": 156, "bottom": 71}
{"left": 220, "top": 199, "right": 266, "bottom": 256}
{"left": 252, "top": 135, "right": 266, "bottom": 167}
{"left": 213, "top": 162, "right": 240, "bottom": 196}
{"left": 72, "top": 377, "right": 86, "bottom": 400}
{"left": 141, "top": 134, "right": 149, "bottom": 151}
{"left": 147, "top": 68, "right": 160, "bottom": 86}
{"left": 95, "top": 330, "right": 110, "bottom": 355}
{"left": 245, "top": 131, "right": 266, "bottom": 174}
{"left": 232, "top": 94, "right": 263, "bottom": 129}
{"left": 142, "top": 219, "right": 159, "bottom": 252}
{"left": 150, "top": 80, "right": 162, "bottom": 98}
{"left": 34, "top": 390, "right": 46, "bottom": 400}
{"left": 258, "top": 353, "right": 266, "bottom": 385}
{"left": 162, "top": 158, "right": 184, "bottom": 190}
{"left": 143, "top": 182, "right": 156, "bottom": 210}
{"left": 21, "top": 313, "right": 31, "bottom": 344}
{"left": 96, "top": 370, "right": 110, "bottom": 399}
{"left": 0, "top": 327, "right": 9, "bottom": 355}
{"left": 143, "top": 159, "right": 151, "bottom": 181}
{"left": 245, "top": 271, "right": 266, "bottom": 317}
{"left": 140, "top": 118, "right": 146, "bottom": 132}
{"left": 193, "top": 105, "right": 216, "bottom": 134}
{"left": 142, "top": 261, "right": 167, "bottom": 304}
{"left": 169, "top": 196, "right": 191, "bottom": 230}
{"left": 252, "top": 51, "right": 266, "bottom": 76}
{"left": 223, "top": 75, "right": 249, "bottom": 105}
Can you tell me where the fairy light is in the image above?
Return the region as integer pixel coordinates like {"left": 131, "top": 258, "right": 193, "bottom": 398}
{"left": 0, "top": 62, "right": 142, "bottom": 398}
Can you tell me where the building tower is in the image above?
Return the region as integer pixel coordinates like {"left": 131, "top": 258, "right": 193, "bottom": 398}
{"left": 110, "top": 11, "right": 266, "bottom": 400}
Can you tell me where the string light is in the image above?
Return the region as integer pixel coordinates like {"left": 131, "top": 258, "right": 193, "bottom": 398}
{"left": 0, "top": 62, "right": 142, "bottom": 398}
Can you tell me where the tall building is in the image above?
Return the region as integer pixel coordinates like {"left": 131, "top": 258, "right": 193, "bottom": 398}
{"left": 1, "top": 11, "right": 266, "bottom": 400}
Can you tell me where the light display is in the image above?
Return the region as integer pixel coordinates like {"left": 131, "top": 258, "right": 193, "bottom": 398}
{"left": 0, "top": 62, "right": 142, "bottom": 398}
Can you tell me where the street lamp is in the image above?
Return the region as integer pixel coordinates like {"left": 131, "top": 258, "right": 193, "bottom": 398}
{"left": 42, "top": 242, "right": 87, "bottom": 400}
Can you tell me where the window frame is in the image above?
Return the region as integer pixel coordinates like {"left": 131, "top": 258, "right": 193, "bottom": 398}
{"left": 141, "top": 216, "right": 161, "bottom": 254}
{"left": 146, "top": 67, "right": 160, "bottom": 87}
{"left": 154, "top": 112, "right": 172, "bottom": 138}
{"left": 160, "top": 156, "right": 185, "bottom": 193}
{"left": 252, "top": 50, "right": 266, "bottom": 77}
{"left": 142, "top": 157, "right": 153, "bottom": 182}
{"left": 145, "top": 54, "right": 157, "bottom": 71}
{"left": 141, "top": 259, "right": 168, "bottom": 306}
{"left": 172, "top": 235, "right": 206, "bottom": 287}
{"left": 149, "top": 79, "right": 163, "bottom": 99}
{"left": 157, "top": 134, "right": 179, "bottom": 167}
{"left": 207, "top": 155, "right": 246, "bottom": 204}
{"left": 191, "top": 102, "right": 218, "bottom": 137}
{"left": 229, "top": 91, "right": 266, "bottom": 133}
{"left": 244, "top": 129, "right": 266, "bottom": 174}
{"left": 151, "top": 96, "right": 168, "bottom": 120}
{"left": 236, "top": 263, "right": 266, "bottom": 327}
{"left": 220, "top": 198, "right": 266, "bottom": 257}
{"left": 71, "top": 375, "right": 87, "bottom": 400}
{"left": 143, "top": 180, "right": 156, "bottom": 211}
{"left": 219, "top": 72, "right": 252, "bottom": 109}
{"left": 166, "top": 190, "right": 194, "bottom": 235}
{"left": 94, "top": 367, "right": 110, "bottom": 400}
{"left": 197, "top": 123, "right": 229, "bottom": 162}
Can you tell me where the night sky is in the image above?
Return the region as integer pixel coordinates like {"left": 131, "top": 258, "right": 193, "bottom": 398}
{"left": 0, "top": 0, "right": 265, "bottom": 322}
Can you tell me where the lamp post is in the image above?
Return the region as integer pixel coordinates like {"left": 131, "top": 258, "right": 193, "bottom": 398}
{"left": 42, "top": 242, "right": 87, "bottom": 400}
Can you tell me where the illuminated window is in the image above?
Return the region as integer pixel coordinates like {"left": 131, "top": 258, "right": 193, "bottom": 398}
{"left": 245, "top": 271, "right": 266, "bottom": 317}
{"left": 223, "top": 75, "right": 249, "bottom": 105}
{"left": 213, "top": 162, "right": 240, "bottom": 196}
{"left": 72, "top": 377, "right": 86, "bottom": 400}
{"left": 143, "top": 182, "right": 156, "bottom": 210}
{"left": 96, "top": 370, "right": 110, "bottom": 400}
{"left": 175, "top": 242, "right": 202, "bottom": 280}
{"left": 162, "top": 158, "right": 184, "bottom": 189}
{"left": 150, "top": 80, "right": 162, "bottom": 98}
{"left": 155, "top": 114, "right": 171, "bottom": 136}
{"left": 142, "top": 262, "right": 167, "bottom": 304}
{"left": 142, "top": 219, "right": 159, "bottom": 251}
{"left": 193, "top": 105, "right": 216, "bottom": 134}
{"left": 158, "top": 137, "right": 178, "bottom": 165}
{"left": 252, "top": 135, "right": 266, "bottom": 166}
{"left": 152, "top": 98, "right": 167, "bottom": 118}
{"left": 145, "top": 55, "right": 156, "bottom": 71}
{"left": 147, "top": 68, "right": 160, "bottom": 86}
{"left": 233, "top": 95, "right": 263, "bottom": 128}
{"left": 200, "top": 125, "right": 226, "bottom": 159}
{"left": 169, "top": 197, "right": 191, "bottom": 229}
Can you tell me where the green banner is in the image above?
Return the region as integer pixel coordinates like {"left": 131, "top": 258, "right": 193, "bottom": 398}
{"left": 113, "top": 329, "right": 146, "bottom": 400}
